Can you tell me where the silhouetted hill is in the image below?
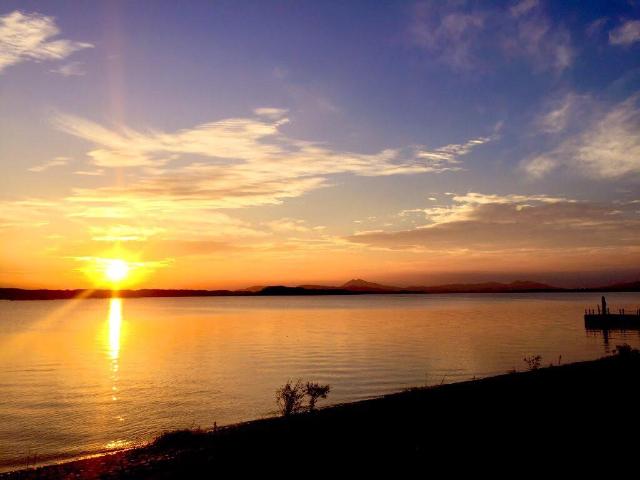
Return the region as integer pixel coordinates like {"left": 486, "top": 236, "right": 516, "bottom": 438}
{"left": 590, "top": 280, "right": 640, "bottom": 292}
{"left": 341, "top": 278, "right": 403, "bottom": 292}
{"left": 297, "top": 284, "right": 340, "bottom": 290}
{"left": 236, "top": 285, "right": 266, "bottom": 293}
{"left": 257, "top": 286, "right": 357, "bottom": 296}
{"left": 408, "top": 280, "right": 562, "bottom": 293}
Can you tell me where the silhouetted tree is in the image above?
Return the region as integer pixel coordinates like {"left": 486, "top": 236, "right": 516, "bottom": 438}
{"left": 304, "top": 382, "right": 331, "bottom": 411}
{"left": 276, "top": 380, "right": 306, "bottom": 416}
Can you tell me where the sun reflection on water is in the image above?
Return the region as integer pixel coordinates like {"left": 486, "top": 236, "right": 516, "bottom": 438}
{"left": 106, "top": 297, "right": 123, "bottom": 408}
{"left": 103, "top": 297, "right": 127, "bottom": 448}
{"left": 108, "top": 298, "right": 122, "bottom": 362}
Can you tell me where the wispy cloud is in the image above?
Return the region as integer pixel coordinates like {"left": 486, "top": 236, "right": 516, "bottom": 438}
{"left": 53, "top": 109, "right": 493, "bottom": 209}
{"left": 28, "top": 156, "right": 69, "bottom": 172}
{"left": 409, "top": 0, "right": 574, "bottom": 73}
{"left": 73, "top": 168, "right": 104, "bottom": 176}
{"left": 348, "top": 193, "right": 640, "bottom": 253}
{"left": 400, "top": 192, "right": 571, "bottom": 226}
{"left": 524, "top": 93, "right": 640, "bottom": 178}
{"left": 266, "top": 218, "right": 312, "bottom": 233}
{"left": 0, "top": 193, "right": 268, "bottom": 255}
{"left": 0, "top": 199, "right": 57, "bottom": 229}
{"left": 509, "top": 0, "right": 538, "bottom": 18}
{"left": 89, "top": 225, "right": 165, "bottom": 242}
{"left": 50, "top": 60, "right": 85, "bottom": 76}
{"left": 586, "top": 17, "right": 608, "bottom": 38}
{"left": 409, "top": 2, "right": 485, "bottom": 70}
{"left": 609, "top": 19, "right": 640, "bottom": 46}
{"left": 503, "top": 6, "right": 574, "bottom": 72}
{"left": 534, "top": 93, "right": 590, "bottom": 134}
{"left": 0, "top": 11, "right": 92, "bottom": 73}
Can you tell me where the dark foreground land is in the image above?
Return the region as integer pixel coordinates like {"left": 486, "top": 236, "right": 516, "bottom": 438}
{"left": 5, "top": 349, "right": 640, "bottom": 478}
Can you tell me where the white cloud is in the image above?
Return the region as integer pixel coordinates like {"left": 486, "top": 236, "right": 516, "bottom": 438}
{"left": 28, "top": 156, "right": 69, "bottom": 172}
{"left": 51, "top": 61, "right": 85, "bottom": 76}
{"left": 418, "top": 137, "right": 492, "bottom": 163}
{"left": 0, "top": 11, "right": 92, "bottom": 73}
{"left": 535, "top": 93, "right": 590, "bottom": 134}
{"left": 409, "top": 1, "right": 574, "bottom": 72}
{"left": 524, "top": 93, "right": 640, "bottom": 178}
{"left": 586, "top": 17, "right": 608, "bottom": 37}
{"left": 73, "top": 168, "right": 104, "bottom": 176}
{"left": 504, "top": 15, "right": 574, "bottom": 72}
{"left": 53, "top": 109, "right": 493, "bottom": 208}
{"left": 510, "top": 0, "right": 539, "bottom": 18}
{"left": 609, "top": 20, "right": 640, "bottom": 46}
{"left": 522, "top": 155, "right": 556, "bottom": 179}
{"left": 409, "top": 3, "right": 485, "bottom": 69}
{"left": 266, "top": 218, "right": 311, "bottom": 233}
{"left": 401, "top": 192, "right": 571, "bottom": 226}
{"left": 253, "top": 107, "right": 288, "bottom": 120}
{"left": 537, "top": 98, "right": 572, "bottom": 133}
{"left": 89, "top": 224, "right": 165, "bottom": 242}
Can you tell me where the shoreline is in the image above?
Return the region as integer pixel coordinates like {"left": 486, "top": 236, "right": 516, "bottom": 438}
{"left": 2, "top": 286, "right": 639, "bottom": 301}
{"left": 4, "top": 349, "right": 640, "bottom": 477}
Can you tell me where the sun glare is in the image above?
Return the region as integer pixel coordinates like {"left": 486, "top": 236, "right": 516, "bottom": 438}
{"left": 105, "top": 259, "right": 129, "bottom": 283}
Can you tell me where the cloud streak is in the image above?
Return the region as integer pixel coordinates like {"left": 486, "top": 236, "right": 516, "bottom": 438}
{"left": 54, "top": 109, "right": 493, "bottom": 208}
{"left": 609, "top": 20, "right": 640, "bottom": 46}
{"left": 524, "top": 93, "right": 640, "bottom": 179}
{"left": 534, "top": 93, "right": 588, "bottom": 134}
{"left": 0, "top": 11, "right": 92, "bottom": 73}
{"left": 28, "top": 156, "right": 69, "bottom": 172}
{"left": 409, "top": 0, "right": 574, "bottom": 72}
{"left": 348, "top": 193, "right": 640, "bottom": 253}
{"left": 50, "top": 61, "right": 85, "bottom": 76}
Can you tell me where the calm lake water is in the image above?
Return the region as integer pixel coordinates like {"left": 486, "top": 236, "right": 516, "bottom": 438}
{"left": 1, "top": 292, "right": 639, "bottom": 471}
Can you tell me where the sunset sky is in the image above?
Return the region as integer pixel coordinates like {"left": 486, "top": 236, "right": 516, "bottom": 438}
{"left": 1, "top": 0, "right": 639, "bottom": 289}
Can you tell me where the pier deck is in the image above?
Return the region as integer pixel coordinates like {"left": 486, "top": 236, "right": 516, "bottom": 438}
{"left": 584, "top": 312, "right": 640, "bottom": 329}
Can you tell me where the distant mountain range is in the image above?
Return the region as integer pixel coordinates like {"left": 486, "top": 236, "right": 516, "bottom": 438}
{"left": 1, "top": 279, "right": 639, "bottom": 300}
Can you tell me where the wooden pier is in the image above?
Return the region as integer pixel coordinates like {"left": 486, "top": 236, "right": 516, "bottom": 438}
{"left": 584, "top": 296, "right": 640, "bottom": 330}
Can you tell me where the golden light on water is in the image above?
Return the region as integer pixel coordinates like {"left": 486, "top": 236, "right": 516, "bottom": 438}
{"left": 107, "top": 297, "right": 123, "bottom": 411}
{"left": 108, "top": 298, "right": 122, "bottom": 362}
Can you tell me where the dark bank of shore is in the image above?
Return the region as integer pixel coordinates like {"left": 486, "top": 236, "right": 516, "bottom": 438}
{"left": 4, "top": 349, "right": 640, "bottom": 478}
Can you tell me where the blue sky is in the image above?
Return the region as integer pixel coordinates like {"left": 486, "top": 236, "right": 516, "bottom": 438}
{"left": 1, "top": 1, "right": 639, "bottom": 288}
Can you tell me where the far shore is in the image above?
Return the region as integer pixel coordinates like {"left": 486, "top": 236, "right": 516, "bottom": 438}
{"left": 4, "top": 348, "right": 640, "bottom": 477}
{"left": 1, "top": 278, "right": 639, "bottom": 301}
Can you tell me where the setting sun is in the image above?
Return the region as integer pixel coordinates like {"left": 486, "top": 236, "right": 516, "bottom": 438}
{"left": 105, "top": 259, "right": 129, "bottom": 283}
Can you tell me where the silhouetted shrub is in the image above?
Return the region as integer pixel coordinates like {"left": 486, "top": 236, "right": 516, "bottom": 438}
{"left": 276, "top": 379, "right": 332, "bottom": 416}
{"left": 523, "top": 355, "right": 542, "bottom": 371}
{"left": 276, "top": 379, "right": 306, "bottom": 416}
{"left": 615, "top": 344, "right": 639, "bottom": 358}
{"left": 304, "top": 382, "right": 331, "bottom": 411}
